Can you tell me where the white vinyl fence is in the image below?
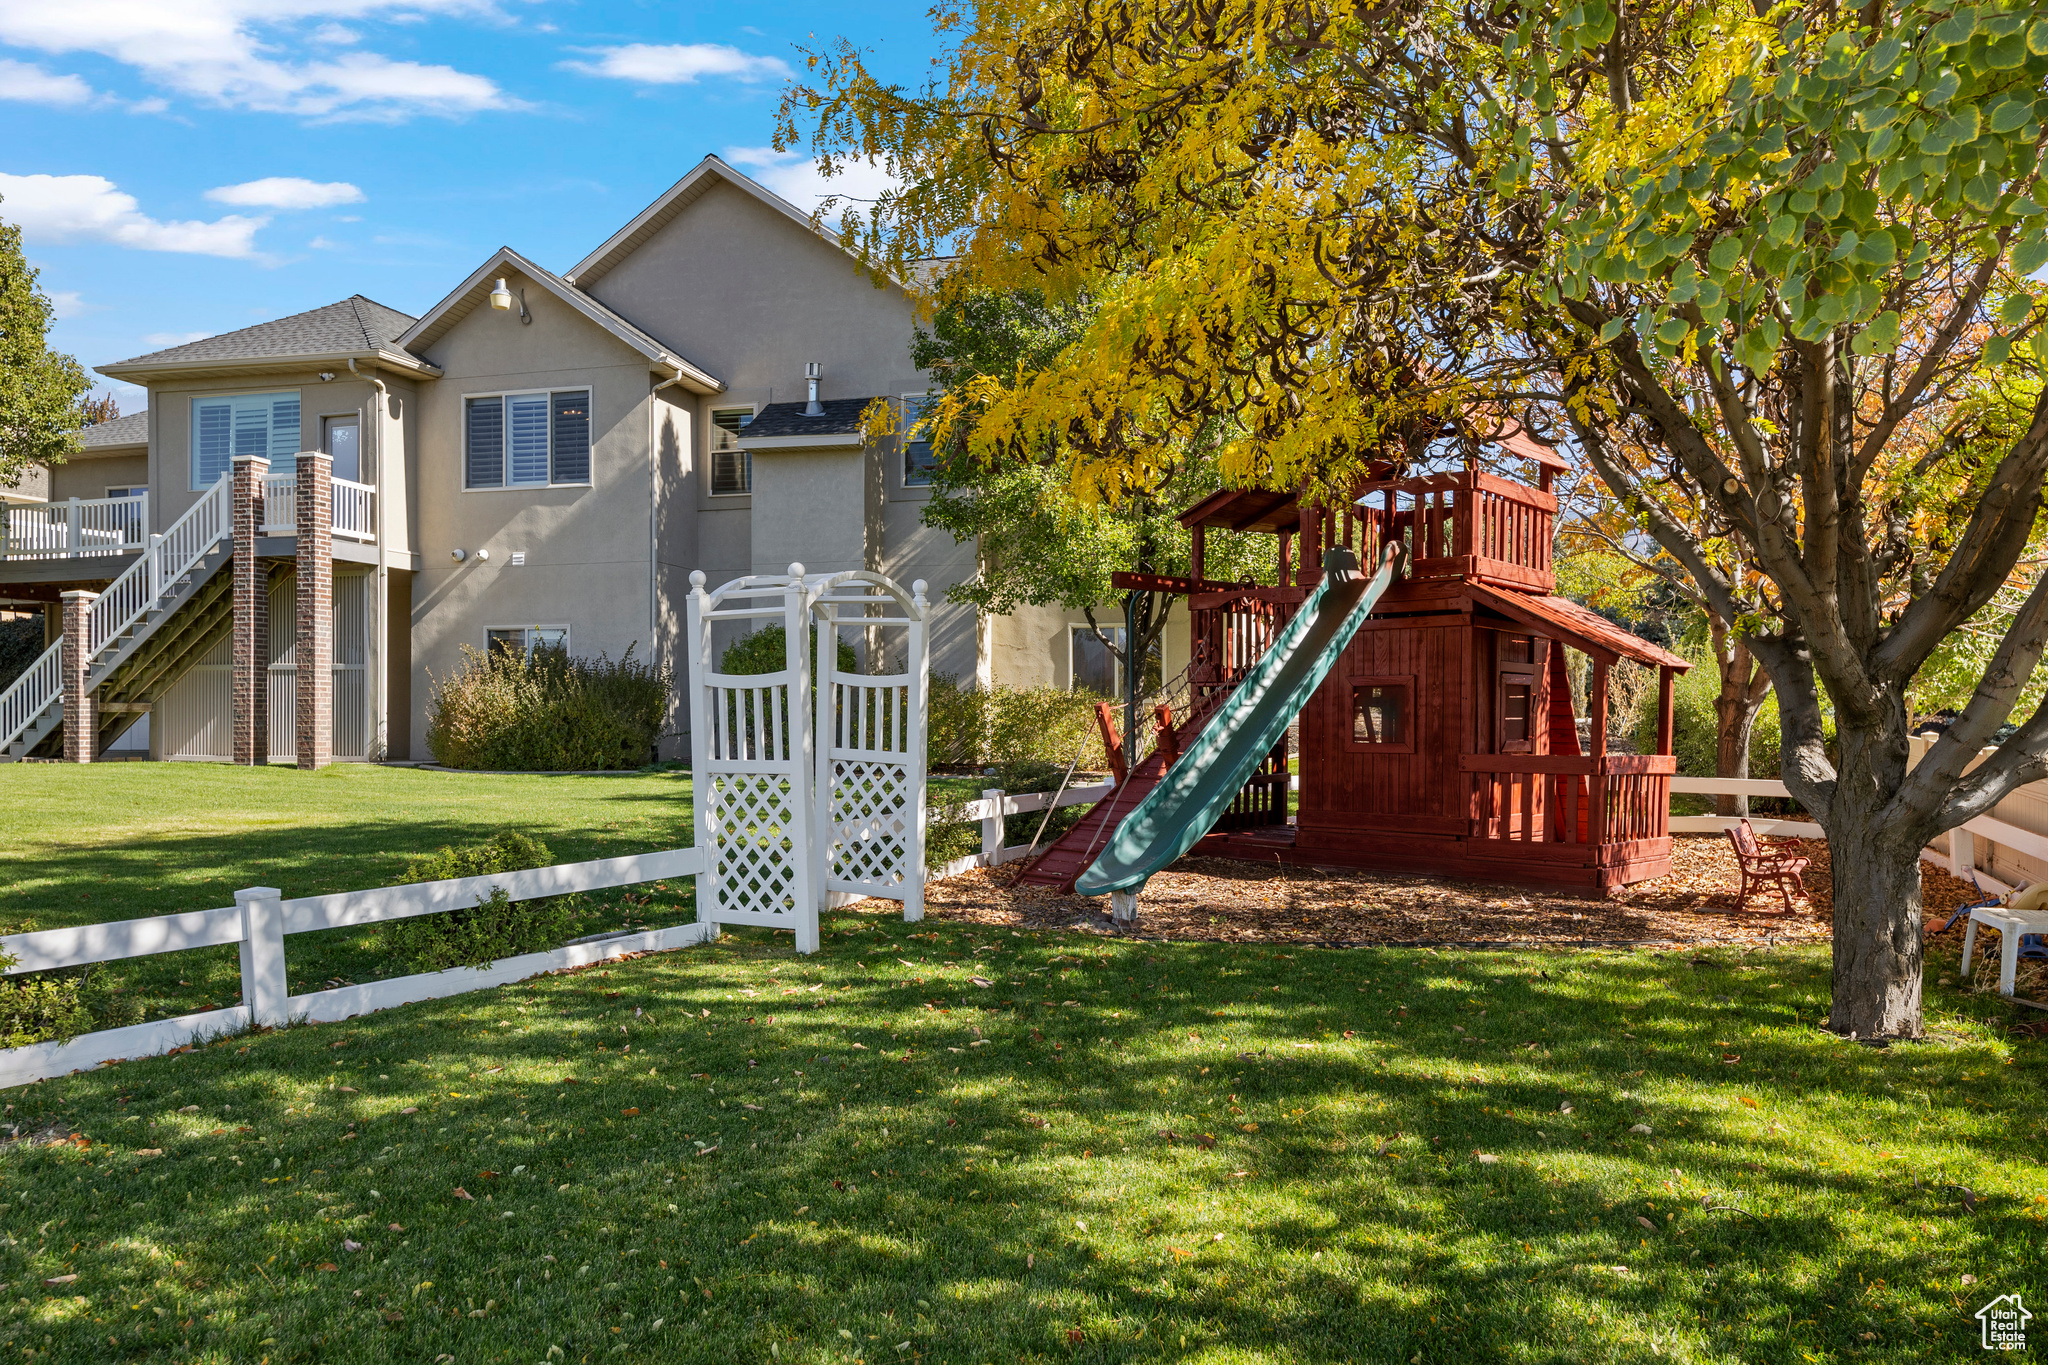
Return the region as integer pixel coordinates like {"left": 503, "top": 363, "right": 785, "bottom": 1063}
{"left": 932, "top": 782, "right": 1118, "bottom": 879}
{"left": 0, "top": 847, "right": 706, "bottom": 1090}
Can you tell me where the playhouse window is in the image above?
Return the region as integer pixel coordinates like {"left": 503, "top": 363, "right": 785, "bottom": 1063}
{"left": 1352, "top": 684, "right": 1407, "bottom": 745}
{"left": 1501, "top": 681, "right": 1533, "bottom": 746}
{"left": 1501, "top": 634, "right": 1534, "bottom": 664}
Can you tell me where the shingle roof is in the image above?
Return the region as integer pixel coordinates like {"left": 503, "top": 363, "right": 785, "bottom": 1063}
{"left": 104, "top": 296, "right": 419, "bottom": 369}
{"left": 76, "top": 410, "right": 148, "bottom": 451}
{"left": 741, "top": 397, "right": 881, "bottom": 439}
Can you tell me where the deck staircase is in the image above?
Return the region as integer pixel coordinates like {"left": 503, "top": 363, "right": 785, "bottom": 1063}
{"left": 0, "top": 477, "right": 233, "bottom": 761}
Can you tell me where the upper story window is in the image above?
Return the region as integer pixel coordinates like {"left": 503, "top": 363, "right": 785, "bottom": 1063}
{"left": 191, "top": 391, "right": 300, "bottom": 490}
{"left": 465, "top": 389, "right": 591, "bottom": 490}
{"left": 902, "top": 393, "right": 936, "bottom": 488}
{"left": 710, "top": 407, "right": 753, "bottom": 496}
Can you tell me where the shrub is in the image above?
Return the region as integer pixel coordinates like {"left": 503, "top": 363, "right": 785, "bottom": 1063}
{"left": 0, "top": 946, "right": 143, "bottom": 1048}
{"left": 425, "top": 644, "right": 672, "bottom": 771}
{"left": 719, "top": 625, "right": 858, "bottom": 677}
{"left": 927, "top": 675, "right": 1107, "bottom": 780}
{"left": 381, "top": 831, "right": 581, "bottom": 972}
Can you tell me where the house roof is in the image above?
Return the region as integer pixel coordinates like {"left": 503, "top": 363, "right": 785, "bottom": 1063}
{"left": 741, "top": 397, "right": 879, "bottom": 440}
{"left": 1466, "top": 580, "right": 1690, "bottom": 671}
{"left": 75, "top": 410, "right": 148, "bottom": 452}
{"left": 98, "top": 296, "right": 437, "bottom": 380}
{"left": 565, "top": 155, "right": 912, "bottom": 293}
{"left": 396, "top": 247, "right": 722, "bottom": 395}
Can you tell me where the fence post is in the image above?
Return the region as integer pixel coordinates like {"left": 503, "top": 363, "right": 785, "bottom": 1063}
{"left": 1952, "top": 826, "right": 1977, "bottom": 881}
{"left": 146, "top": 533, "right": 163, "bottom": 603}
{"left": 981, "top": 788, "right": 1005, "bottom": 867}
{"left": 236, "top": 886, "right": 289, "bottom": 1028}
{"left": 66, "top": 497, "right": 82, "bottom": 558}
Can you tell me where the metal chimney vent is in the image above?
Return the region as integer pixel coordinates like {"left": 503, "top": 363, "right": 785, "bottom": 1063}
{"left": 803, "top": 362, "right": 823, "bottom": 417}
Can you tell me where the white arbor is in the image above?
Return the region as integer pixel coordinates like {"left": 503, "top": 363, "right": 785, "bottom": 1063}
{"left": 685, "top": 564, "right": 928, "bottom": 952}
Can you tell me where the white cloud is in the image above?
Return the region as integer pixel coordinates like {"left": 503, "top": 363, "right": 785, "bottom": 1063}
{"left": 142, "top": 330, "right": 215, "bottom": 347}
{"left": 47, "top": 289, "right": 87, "bottom": 318}
{"left": 0, "top": 173, "right": 267, "bottom": 258}
{"left": 310, "top": 23, "right": 357, "bottom": 44}
{"left": 563, "top": 42, "right": 791, "bottom": 85}
{"left": 0, "top": 57, "right": 92, "bottom": 104}
{"left": 207, "top": 176, "right": 363, "bottom": 209}
{"left": 722, "top": 146, "right": 899, "bottom": 217}
{"left": 0, "top": 0, "right": 518, "bottom": 123}
{"left": 129, "top": 96, "right": 170, "bottom": 114}
{"left": 307, "top": 234, "right": 339, "bottom": 248}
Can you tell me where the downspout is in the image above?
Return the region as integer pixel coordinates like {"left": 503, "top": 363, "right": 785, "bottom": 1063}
{"left": 348, "top": 358, "right": 389, "bottom": 760}
{"left": 649, "top": 363, "right": 690, "bottom": 753}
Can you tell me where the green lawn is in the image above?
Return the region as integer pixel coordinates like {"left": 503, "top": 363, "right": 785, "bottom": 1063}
{"left": 1, "top": 763, "right": 698, "bottom": 1020}
{"left": 1, "top": 911, "right": 2041, "bottom": 1364}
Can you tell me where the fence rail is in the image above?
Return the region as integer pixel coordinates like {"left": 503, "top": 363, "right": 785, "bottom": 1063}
{"left": 0, "top": 493, "right": 148, "bottom": 561}
{"left": 1, "top": 846, "right": 707, "bottom": 1089}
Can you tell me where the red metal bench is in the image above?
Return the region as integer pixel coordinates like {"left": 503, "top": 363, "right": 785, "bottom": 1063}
{"left": 1726, "top": 819, "right": 1810, "bottom": 913}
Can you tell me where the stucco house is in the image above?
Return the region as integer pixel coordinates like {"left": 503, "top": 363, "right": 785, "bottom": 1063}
{"left": 0, "top": 156, "right": 1165, "bottom": 765}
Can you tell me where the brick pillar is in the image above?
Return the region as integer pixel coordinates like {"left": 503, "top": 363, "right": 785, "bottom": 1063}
{"left": 59, "top": 589, "right": 97, "bottom": 763}
{"left": 295, "top": 451, "right": 333, "bottom": 770}
{"left": 231, "top": 454, "right": 270, "bottom": 766}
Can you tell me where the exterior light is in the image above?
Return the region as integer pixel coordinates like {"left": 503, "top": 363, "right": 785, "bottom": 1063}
{"left": 450, "top": 548, "right": 468, "bottom": 563}
{"left": 490, "top": 278, "right": 513, "bottom": 311}
{"left": 318, "top": 371, "right": 336, "bottom": 382}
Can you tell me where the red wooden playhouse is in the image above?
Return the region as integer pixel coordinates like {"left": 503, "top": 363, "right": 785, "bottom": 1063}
{"left": 1019, "top": 441, "right": 1689, "bottom": 894}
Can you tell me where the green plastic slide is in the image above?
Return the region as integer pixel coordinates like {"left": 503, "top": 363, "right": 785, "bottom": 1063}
{"left": 1074, "top": 547, "right": 1398, "bottom": 898}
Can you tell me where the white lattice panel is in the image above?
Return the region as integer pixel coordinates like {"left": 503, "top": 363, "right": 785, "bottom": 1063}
{"left": 826, "top": 754, "right": 915, "bottom": 895}
{"left": 704, "top": 770, "right": 805, "bottom": 921}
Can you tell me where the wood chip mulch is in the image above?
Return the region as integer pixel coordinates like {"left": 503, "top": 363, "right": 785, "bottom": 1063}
{"left": 904, "top": 835, "right": 1988, "bottom": 950}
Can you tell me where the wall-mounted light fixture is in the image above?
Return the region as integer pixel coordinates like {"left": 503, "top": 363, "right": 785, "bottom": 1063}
{"left": 318, "top": 372, "right": 336, "bottom": 382}
{"left": 450, "top": 548, "right": 468, "bottom": 563}
{"left": 489, "top": 277, "right": 531, "bottom": 325}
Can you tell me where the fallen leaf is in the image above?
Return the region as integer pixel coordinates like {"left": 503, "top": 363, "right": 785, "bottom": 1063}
{"left": 1195, "top": 1133, "right": 1216, "bottom": 1150}
{"left": 1477, "top": 1153, "right": 1499, "bottom": 1164}
{"left": 620, "top": 1108, "right": 640, "bottom": 1117}
{"left": 399, "top": 1107, "right": 418, "bottom": 1116}
{"left": 484, "top": 1067, "right": 503, "bottom": 1075}
{"left": 316, "top": 1263, "right": 339, "bottom": 1272}
{"left": 1738, "top": 1096, "right": 1759, "bottom": 1108}
{"left": 43, "top": 1275, "right": 77, "bottom": 1287}
{"left": 1066, "top": 1329, "right": 1084, "bottom": 1343}
{"left": 479, "top": 1169, "right": 498, "bottom": 1179}
{"left": 452, "top": 1188, "right": 473, "bottom": 1201}
{"left": 1637, "top": 1216, "right": 1657, "bottom": 1231}
{"left": 388, "top": 1224, "right": 403, "bottom": 1232}
{"left": 1630, "top": 1124, "right": 1654, "bottom": 1135}
{"left": 969, "top": 977, "right": 992, "bottom": 988}
{"left": 696, "top": 1145, "right": 719, "bottom": 1158}
{"left": 342, "top": 1240, "right": 363, "bottom": 1252}
{"left": 178, "top": 1105, "right": 200, "bottom": 1114}
{"left": 134, "top": 1148, "right": 162, "bottom": 1158}
{"left": 1722, "top": 1054, "right": 1741, "bottom": 1064}
{"left": 336, "top": 1086, "right": 357, "bottom": 1093}
{"left": 741, "top": 1103, "right": 762, "bottom": 1112}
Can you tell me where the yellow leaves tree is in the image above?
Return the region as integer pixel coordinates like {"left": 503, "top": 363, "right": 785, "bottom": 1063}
{"left": 782, "top": 0, "right": 2048, "bottom": 1039}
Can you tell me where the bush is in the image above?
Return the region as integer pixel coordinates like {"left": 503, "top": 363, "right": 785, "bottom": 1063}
{"left": 425, "top": 643, "right": 672, "bottom": 771}
{"left": 719, "top": 625, "right": 859, "bottom": 677}
{"left": 927, "top": 675, "right": 1107, "bottom": 781}
{"left": 1636, "top": 659, "right": 1781, "bottom": 779}
{"left": 381, "top": 831, "right": 581, "bottom": 972}
{"left": 0, "top": 945, "right": 143, "bottom": 1048}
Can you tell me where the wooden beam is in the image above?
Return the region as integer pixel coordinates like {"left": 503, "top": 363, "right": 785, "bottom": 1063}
{"left": 1189, "top": 524, "right": 1205, "bottom": 584}
{"left": 1589, "top": 660, "right": 1609, "bottom": 761}
{"left": 1656, "top": 666, "right": 1675, "bottom": 755}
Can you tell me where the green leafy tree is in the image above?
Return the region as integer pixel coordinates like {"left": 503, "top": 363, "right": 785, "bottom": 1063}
{"left": 911, "top": 288, "right": 1276, "bottom": 689}
{"left": 0, "top": 202, "right": 91, "bottom": 486}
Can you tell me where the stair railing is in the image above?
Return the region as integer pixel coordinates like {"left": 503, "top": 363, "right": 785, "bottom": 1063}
{"left": 87, "top": 475, "right": 233, "bottom": 660}
{"left": 0, "top": 640, "right": 61, "bottom": 751}
{"left": 0, "top": 476, "right": 233, "bottom": 753}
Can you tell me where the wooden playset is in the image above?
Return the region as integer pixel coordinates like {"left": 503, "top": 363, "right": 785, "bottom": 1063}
{"left": 1020, "top": 436, "right": 1689, "bottom": 895}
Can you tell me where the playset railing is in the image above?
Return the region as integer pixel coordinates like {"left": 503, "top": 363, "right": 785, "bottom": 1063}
{"left": 1334, "top": 469, "right": 1556, "bottom": 593}
{"left": 1459, "top": 753, "right": 1676, "bottom": 847}
{"left": 1, "top": 492, "right": 149, "bottom": 561}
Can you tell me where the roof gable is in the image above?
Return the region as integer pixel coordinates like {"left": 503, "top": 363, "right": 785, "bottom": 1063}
{"left": 565, "top": 155, "right": 908, "bottom": 293}
{"left": 99, "top": 297, "right": 430, "bottom": 378}
{"left": 396, "top": 247, "right": 722, "bottom": 394}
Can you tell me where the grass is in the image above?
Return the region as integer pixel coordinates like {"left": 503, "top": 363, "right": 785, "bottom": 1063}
{"left": 0, "top": 763, "right": 697, "bottom": 1021}
{"left": 2, "top": 911, "right": 2041, "bottom": 1364}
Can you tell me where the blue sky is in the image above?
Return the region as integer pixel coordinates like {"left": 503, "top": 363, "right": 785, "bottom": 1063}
{"left": 0, "top": 1, "right": 936, "bottom": 409}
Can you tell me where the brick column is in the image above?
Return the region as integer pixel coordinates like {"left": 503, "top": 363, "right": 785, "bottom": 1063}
{"left": 231, "top": 454, "right": 270, "bottom": 766}
{"left": 59, "top": 589, "right": 97, "bottom": 763}
{"left": 294, "top": 451, "right": 333, "bottom": 769}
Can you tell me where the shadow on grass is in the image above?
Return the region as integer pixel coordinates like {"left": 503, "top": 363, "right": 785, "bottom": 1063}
{"left": 0, "top": 915, "right": 2035, "bottom": 1364}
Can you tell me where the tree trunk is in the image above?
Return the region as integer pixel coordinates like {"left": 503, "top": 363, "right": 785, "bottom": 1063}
{"left": 1709, "top": 619, "right": 1770, "bottom": 818}
{"left": 1822, "top": 723, "right": 1926, "bottom": 1041}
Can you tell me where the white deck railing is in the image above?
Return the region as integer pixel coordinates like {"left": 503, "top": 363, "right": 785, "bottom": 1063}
{"left": 1, "top": 493, "right": 148, "bottom": 560}
{"left": 0, "top": 477, "right": 232, "bottom": 752}
{"left": 0, "top": 845, "right": 709, "bottom": 1088}
{"left": 261, "top": 470, "right": 375, "bottom": 541}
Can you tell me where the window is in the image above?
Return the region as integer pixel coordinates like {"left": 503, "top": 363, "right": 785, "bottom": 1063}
{"left": 710, "top": 408, "right": 753, "bottom": 495}
{"left": 464, "top": 389, "right": 591, "bottom": 489}
{"left": 1069, "top": 625, "right": 1164, "bottom": 699}
{"left": 902, "top": 393, "right": 936, "bottom": 487}
{"left": 1495, "top": 632, "right": 1541, "bottom": 754}
{"left": 487, "top": 626, "right": 569, "bottom": 658}
{"left": 1347, "top": 676, "right": 1415, "bottom": 751}
{"left": 190, "top": 391, "right": 299, "bottom": 489}
{"left": 104, "top": 486, "right": 146, "bottom": 541}
{"left": 1501, "top": 682, "right": 1533, "bottom": 746}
